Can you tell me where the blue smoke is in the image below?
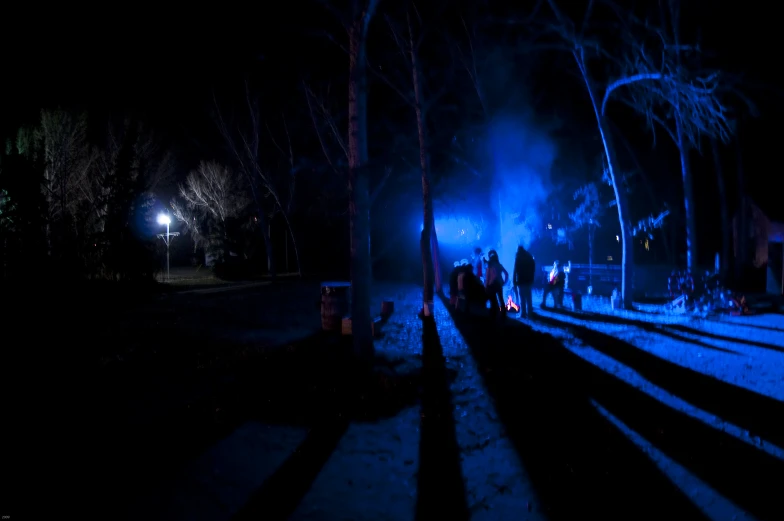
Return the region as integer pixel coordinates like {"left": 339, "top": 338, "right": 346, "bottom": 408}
{"left": 488, "top": 117, "right": 556, "bottom": 276}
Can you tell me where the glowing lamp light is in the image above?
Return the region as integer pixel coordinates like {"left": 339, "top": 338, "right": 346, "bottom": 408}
{"left": 616, "top": 235, "right": 620, "bottom": 242}
{"left": 155, "top": 212, "right": 179, "bottom": 283}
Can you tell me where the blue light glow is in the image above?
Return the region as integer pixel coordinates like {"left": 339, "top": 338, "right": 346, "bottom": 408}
{"left": 422, "top": 217, "right": 481, "bottom": 245}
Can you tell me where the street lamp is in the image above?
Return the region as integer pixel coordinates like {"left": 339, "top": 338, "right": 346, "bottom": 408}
{"left": 156, "top": 213, "right": 179, "bottom": 282}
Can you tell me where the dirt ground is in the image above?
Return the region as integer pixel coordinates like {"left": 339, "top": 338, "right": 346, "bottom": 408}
{"left": 3, "top": 280, "right": 782, "bottom": 521}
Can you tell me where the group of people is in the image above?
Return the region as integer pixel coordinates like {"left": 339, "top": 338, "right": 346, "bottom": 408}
{"left": 447, "top": 245, "right": 538, "bottom": 319}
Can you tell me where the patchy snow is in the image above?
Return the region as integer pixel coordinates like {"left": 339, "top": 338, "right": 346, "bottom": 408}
{"left": 531, "top": 291, "right": 784, "bottom": 401}
{"left": 592, "top": 401, "right": 759, "bottom": 521}
{"left": 114, "top": 283, "right": 782, "bottom": 520}
{"left": 288, "top": 408, "right": 421, "bottom": 521}
{"left": 127, "top": 422, "right": 309, "bottom": 521}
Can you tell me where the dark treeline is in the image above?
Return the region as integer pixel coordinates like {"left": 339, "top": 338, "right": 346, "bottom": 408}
{"left": 0, "top": 0, "right": 770, "bottom": 309}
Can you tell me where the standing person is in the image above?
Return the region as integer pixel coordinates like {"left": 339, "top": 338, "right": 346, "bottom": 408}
{"left": 471, "top": 247, "right": 484, "bottom": 283}
{"left": 668, "top": 270, "right": 680, "bottom": 299}
{"left": 541, "top": 260, "right": 560, "bottom": 308}
{"left": 555, "top": 260, "right": 569, "bottom": 308}
{"left": 418, "top": 229, "right": 435, "bottom": 320}
{"left": 485, "top": 250, "right": 509, "bottom": 317}
{"left": 456, "top": 259, "right": 474, "bottom": 312}
{"left": 513, "top": 245, "right": 536, "bottom": 318}
{"left": 449, "top": 261, "right": 461, "bottom": 309}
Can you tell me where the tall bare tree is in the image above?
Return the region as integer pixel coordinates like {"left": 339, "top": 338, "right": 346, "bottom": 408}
{"left": 303, "top": 83, "right": 392, "bottom": 265}
{"left": 346, "top": 0, "right": 380, "bottom": 356}
{"left": 214, "top": 84, "right": 303, "bottom": 277}
{"left": 379, "top": 4, "right": 453, "bottom": 315}
{"left": 90, "top": 120, "right": 173, "bottom": 236}
{"left": 171, "top": 161, "right": 248, "bottom": 260}
{"left": 711, "top": 138, "right": 729, "bottom": 278}
{"left": 33, "top": 110, "right": 96, "bottom": 257}
{"left": 545, "top": 0, "right": 637, "bottom": 308}
{"left": 606, "top": 0, "right": 735, "bottom": 272}
{"left": 569, "top": 182, "right": 604, "bottom": 289}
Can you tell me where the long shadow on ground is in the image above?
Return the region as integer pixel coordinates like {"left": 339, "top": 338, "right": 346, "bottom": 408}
{"left": 82, "top": 331, "right": 422, "bottom": 521}
{"left": 530, "top": 309, "right": 784, "bottom": 521}
{"left": 415, "top": 318, "right": 470, "bottom": 521}
{"left": 442, "top": 296, "right": 783, "bottom": 521}
{"left": 561, "top": 307, "right": 784, "bottom": 354}
{"left": 542, "top": 306, "right": 784, "bottom": 448}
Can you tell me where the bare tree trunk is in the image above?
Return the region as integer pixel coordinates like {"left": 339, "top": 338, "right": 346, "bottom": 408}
{"left": 577, "top": 53, "right": 635, "bottom": 308}
{"left": 409, "top": 13, "right": 436, "bottom": 316}
{"left": 610, "top": 121, "right": 672, "bottom": 264}
{"left": 250, "top": 186, "right": 275, "bottom": 278}
{"left": 431, "top": 224, "right": 442, "bottom": 294}
{"left": 588, "top": 225, "right": 594, "bottom": 289}
{"left": 711, "top": 138, "right": 729, "bottom": 279}
{"left": 676, "top": 115, "right": 698, "bottom": 272}
{"left": 348, "top": 1, "right": 377, "bottom": 357}
{"left": 280, "top": 212, "right": 302, "bottom": 275}
{"left": 735, "top": 134, "right": 747, "bottom": 288}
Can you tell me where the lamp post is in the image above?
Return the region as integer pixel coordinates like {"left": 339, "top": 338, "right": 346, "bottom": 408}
{"left": 156, "top": 213, "right": 179, "bottom": 282}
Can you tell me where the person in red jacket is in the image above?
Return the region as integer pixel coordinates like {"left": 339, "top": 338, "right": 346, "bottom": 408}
{"left": 541, "top": 260, "right": 561, "bottom": 308}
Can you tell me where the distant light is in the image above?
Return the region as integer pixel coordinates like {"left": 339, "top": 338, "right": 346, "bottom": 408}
{"left": 615, "top": 235, "right": 619, "bottom": 242}
{"left": 157, "top": 214, "right": 171, "bottom": 225}
{"left": 547, "top": 223, "right": 553, "bottom": 230}
{"left": 607, "top": 256, "right": 613, "bottom": 261}
{"left": 427, "top": 217, "right": 477, "bottom": 245}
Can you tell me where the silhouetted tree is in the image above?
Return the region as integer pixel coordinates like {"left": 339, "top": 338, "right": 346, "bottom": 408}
{"left": 711, "top": 138, "right": 729, "bottom": 278}
{"left": 171, "top": 161, "right": 249, "bottom": 262}
{"left": 346, "top": 0, "right": 380, "bottom": 357}
{"left": 91, "top": 119, "right": 173, "bottom": 280}
{"left": 545, "top": 0, "right": 637, "bottom": 308}
{"left": 319, "top": 0, "right": 381, "bottom": 355}
{"left": 569, "top": 182, "right": 604, "bottom": 289}
{"left": 607, "top": 1, "right": 736, "bottom": 272}
{"left": 0, "top": 150, "right": 47, "bottom": 280}
{"left": 381, "top": 7, "right": 437, "bottom": 313}
{"left": 214, "top": 82, "right": 305, "bottom": 278}
{"left": 303, "top": 83, "right": 392, "bottom": 266}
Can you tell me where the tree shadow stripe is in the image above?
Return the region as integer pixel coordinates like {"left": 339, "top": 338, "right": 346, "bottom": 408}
{"left": 232, "top": 416, "right": 350, "bottom": 521}
{"left": 536, "top": 309, "right": 784, "bottom": 448}
{"left": 439, "top": 294, "right": 710, "bottom": 521}
{"left": 416, "top": 317, "right": 470, "bottom": 521}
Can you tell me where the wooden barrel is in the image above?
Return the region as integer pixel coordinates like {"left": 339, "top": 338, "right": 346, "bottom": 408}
{"left": 321, "top": 282, "right": 351, "bottom": 332}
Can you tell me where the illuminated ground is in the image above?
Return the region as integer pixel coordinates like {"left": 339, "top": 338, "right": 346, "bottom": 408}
{"left": 16, "top": 281, "right": 781, "bottom": 520}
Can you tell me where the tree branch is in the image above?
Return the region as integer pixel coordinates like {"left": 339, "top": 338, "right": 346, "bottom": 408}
{"left": 602, "top": 73, "right": 664, "bottom": 116}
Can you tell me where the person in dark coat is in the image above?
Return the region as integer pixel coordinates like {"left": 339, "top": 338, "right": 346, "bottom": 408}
{"left": 513, "top": 245, "right": 536, "bottom": 318}
{"left": 471, "top": 247, "right": 484, "bottom": 283}
{"left": 449, "top": 261, "right": 461, "bottom": 309}
{"left": 484, "top": 250, "right": 509, "bottom": 317}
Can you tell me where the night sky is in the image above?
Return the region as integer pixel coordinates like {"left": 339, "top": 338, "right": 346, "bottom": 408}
{"left": 3, "top": 2, "right": 782, "bottom": 224}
